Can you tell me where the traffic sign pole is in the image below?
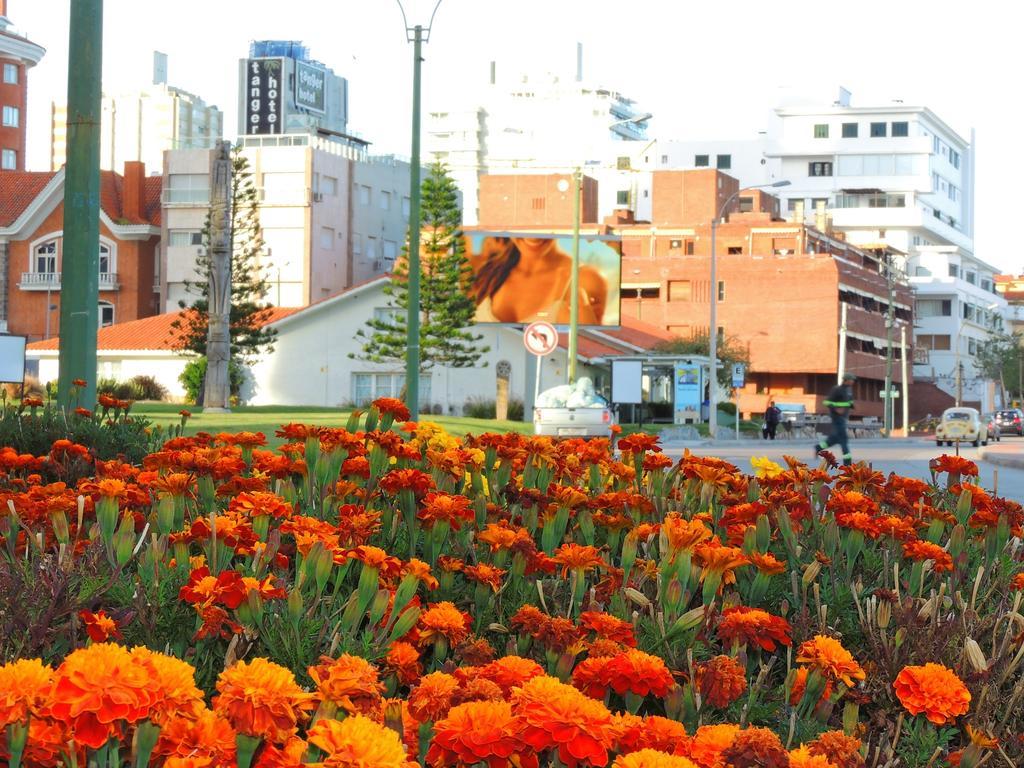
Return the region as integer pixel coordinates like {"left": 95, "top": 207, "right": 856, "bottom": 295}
{"left": 524, "top": 321, "right": 558, "bottom": 411}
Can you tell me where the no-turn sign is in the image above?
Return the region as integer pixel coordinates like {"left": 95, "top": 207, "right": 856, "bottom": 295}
{"left": 523, "top": 321, "right": 558, "bottom": 356}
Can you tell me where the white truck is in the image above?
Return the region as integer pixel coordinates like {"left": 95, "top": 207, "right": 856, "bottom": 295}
{"left": 533, "top": 378, "right": 615, "bottom": 438}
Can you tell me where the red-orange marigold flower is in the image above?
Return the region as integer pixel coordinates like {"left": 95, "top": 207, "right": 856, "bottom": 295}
{"left": 929, "top": 455, "right": 979, "bottom": 477}
{"left": 788, "top": 746, "right": 838, "bottom": 768}
{"left": 308, "top": 713, "right": 410, "bottom": 768}
{"left": 49, "top": 642, "right": 156, "bottom": 749}
{"left": 695, "top": 655, "right": 747, "bottom": 709}
{"left": 796, "top": 635, "right": 865, "bottom": 688}
{"left": 79, "top": 610, "right": 121, "bottom": 643}
{"left": 580, "top": 611, "right": 637, "bottom": 647}
{"left": 687, "top": 724, "right": 740, "bottom": 768}
{"left": 417, "top": 602, "right": 472, "bottom": 648}
{"left": 179, "top": 566, "right": 248, "bottom": 610}
{"left": 213, "top": 658, "right": 315, "bottom": 743}
{"left": 384, "top": 641, "right": 423, "bottom": 687}
{"left": 154, "top": 709, "right": 237, "bottom": 766}
{"left": 901, "top": 540, "right": 954, "bottom": 573}
{"left": 612, "top": 749, "right": 700, "bottom": 768}
{"left": 477, "top": 655, "right": 546, "bottom": 696}
{"left": 418, "top": 492, "right": 475, "bottom": 530}
{"left": 428, "top": 700, "right": 538, "bottom": 768}
{"left": 1011, "top": 573, "right": 1024, "bottom": 591}
{"left": 512, "top": 675, "right": 615, "bottom": 768}
{"left": 892, "top": 663, "right": 971, "bottom": 725}
{"left": 694, "top": 542, "right": 750, "bottom": 587}
{"left": 749, "top": 551, "right": 787, "bottom": 575}
{"left": 308, "top": 654, "right": 384, "bottom": 715}
{"left": 552, "top": 543, "right": 606, "bottom": 577}
{"left": 808, "top": 731, "right": 864, "bottom": 768}
{"left": 463, "top": 563, "right": 507, "bottom": 593}
{"left": 372, "top": 397, "right": 411, "bottom": 422}
{"left": 599, "top": 649, "right": 675, "bottom": 699}
{"left": 0, "top": 658, "right": 52, "bottom": 727}
{"left": 720, "top": 726, "right": 789, "bottom": 768}
{"left": 130, "top": 647, "right": 204, "bottom": 726}
{"left": 717, "top": 606, "right": 793, "bottom": 652}
{"left": 662, "top": 514, "right": 713, "bottom": 554}
{"left": 408, "top": 671, "right": 460, "bottom": 722}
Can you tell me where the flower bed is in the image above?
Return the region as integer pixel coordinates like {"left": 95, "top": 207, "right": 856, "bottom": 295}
{"left": 0, "top": 396, "right": 1022, "bottom": 768}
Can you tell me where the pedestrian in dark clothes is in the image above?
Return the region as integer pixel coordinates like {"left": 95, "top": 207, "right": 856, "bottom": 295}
{"left": 816, "top": 373, "right": 856, "bottom": 466}
{"left": 763, "top": 399, "right": 781, "bottom": 440}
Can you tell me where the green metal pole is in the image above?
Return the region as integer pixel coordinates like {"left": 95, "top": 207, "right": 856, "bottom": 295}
{"left": 567, "top": 168, "right": 581, "bottom": 383}
{"left": 405, "top": 25, "right": 423, "bottom": 420}
{"left": 58, "top": 0, "right": 103, "bottom": 408}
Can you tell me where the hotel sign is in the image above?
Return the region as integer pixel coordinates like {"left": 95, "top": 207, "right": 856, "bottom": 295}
{"left": 295, "top": 60, "right": 326, "bottom": 114}
{"left": 245, "top": 58, "right": 283, "bottom": 134}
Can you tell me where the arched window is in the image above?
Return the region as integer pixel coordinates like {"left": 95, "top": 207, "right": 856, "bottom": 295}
{"left": 98, "top": 301, "right": 115, "bottom": 328}
{"left": 34, "top": 240, "right": 57, "bottom": 274}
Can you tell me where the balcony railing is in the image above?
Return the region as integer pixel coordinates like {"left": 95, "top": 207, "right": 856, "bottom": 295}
{"left": 20, "top": 272, "right": 120, "bottom": 290}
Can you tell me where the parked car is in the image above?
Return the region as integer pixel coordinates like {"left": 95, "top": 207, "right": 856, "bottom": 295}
{"left": 773, "top": 402, "right": 807, "bottom": 427}
{"left": 982, "top": 413, "right": 1001, "bottom": 443}
{"left": 993, "top": 408, "right": 1024, "bottom": 436}
{"left": 533, "top": 380, "right": 614, "bottom": 438}
{"left": 935, "top": 407, "right": 990, "bottom": 447}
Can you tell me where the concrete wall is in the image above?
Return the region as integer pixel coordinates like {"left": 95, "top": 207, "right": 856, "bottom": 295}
{"left": 350, "top": 156, "right": 412, "bottom": 284}
{"left": 32, "top": 352, "right": 189, "bottom": 400}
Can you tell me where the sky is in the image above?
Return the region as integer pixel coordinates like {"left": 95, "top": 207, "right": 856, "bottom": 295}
{"left": 10, "top": 0, "right": 1023, "bottom": 271}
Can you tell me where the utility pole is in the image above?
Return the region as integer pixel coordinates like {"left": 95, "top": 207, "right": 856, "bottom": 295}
{"left": 567, "top": 167, "right": 582, "bottom": 383}
{"left": 57, "top": 0, "right": 103, "bottom": 408}
{"left": 900, "top": 324, "right": 909, "bottom": 433}
{"left": 837, "top": 302, "right": 848, "bottom": 383}
{"left": 404, "top": 24, "right": 424, "bottom": 421}
{"left": 883, "top": 253, "right": 896, "bottom": 437}
{"left": 202, "top": 140, "right": 233, "bottom": 412}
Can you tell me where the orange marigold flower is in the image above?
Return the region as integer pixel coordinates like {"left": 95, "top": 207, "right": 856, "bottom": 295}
{"left": 384, "top": 641, "right": 423, "bottom": 687}
{"left": 229, "top": 491, "right": 293, "bottom": 519}
{"left": 572, "top": 656, "right": 613, "bottom": 699}
{"left": 695, "top": 542, "right": 750, "bottom": 587}
{"left": 418, "top": 492, "right": 475, "bottom": 530}
{"left": 418, "top": 602, "right": 471, "bottom": 648}
{"left": 372, "top": 397, "right": 411, "bottom": 422}
{"left": 613, "top": 749, "right": 700, "bottom": 768}
{"left": 378, "top": 468, "right": 434, "bottom": 496}
{"left": 49, "top": 642, "right": 156, "bottom": 749}
{"left": 1011, "top": 573, "right": 1024, "bottom": 591}
{"left": 464, "top": 563, "right": 507, "bottom": 593}
{"left": 789, "top": 746, "right": 838, "bottom": 768}
{"left": 213, "top": 658, "right": 315, "bottom": 744}
{"left": 613, "top": 715, "right": 690, "bottom": 756}
{"left": 79, "top": 609, "right": 121, "bottom": 642}
{"left": 308, "top": 713, "right": 410, "bottom": 768}
{"left": 618, "top": 433, "right": 661, "bottom": 454}
{"left": 929, "top": 455, "right": 979, "bottom": 477}
{"left": 662, "top": 513, "right": 713, "bottom": 554}
{"left": 179, "top": 566, "right": 248, "bottom": 610}
{"left": 717, "top": 606, "right": 793, "bottom": 653}
{"left": 408, "top": 671, "right": 460, "bottom": 722}
{"left": 580, "top": 611, "right": 637, "bottom": 647}
{"left": 599, "top": 649, "right": 675, "bottom": 698}
{"left": 403, "top": 558, "right": 439, "bottom": 590}
{"left": 0, "top": 658, "right": 52, "bottom": 727}
{"left": 478, "top": 655, "right": 546, "bottom": 696}
{"left": 749, "top": 551, "right": 787, "bottom": 575}
{"left": 512, "top": 675, "right": 615, "bottom": 768}
{"left": 808, "top": 731, "right": 864, "bottom": 768}
{"left": 428, "top": 700, "right": 538, "bottom": 768}
{"left": 695, "top": 655, "right": 747, "bottom": 709}
{"left": 456, "top": 637, "right": 496, "bottom": 666}
{"left": 477, "top": 521, "right": 522, "bottom": 552}
{"left": 154, "top": 709, "right": 237, "bottom": 766}
{"left": 892, "top": 663, "right": 971, "bottom": 725}
{"left": 450, "top": 676, "right": 504, "bottom": 709}
{"left": 552, "top": 543, "right": 606, "bottom": 576}
{"left": 130, "top": 647, "right": 204, "bottom": 726}
{"left": 720, "top": 726, "right": 789, "bottom": 768}
{"left": 687, "top": 724, "right": 740, "bottom": 768}
{"left": 308, "top": 654, "right": 384, "bottom": 715}
{"left": 796, "top": 635, "right": 866, "bottom": 688}
{"left": 874, "top": 515, "right": 919, "bottom": 542}
{"left": 901, "top": 540, "right": 954, "bottom": 573}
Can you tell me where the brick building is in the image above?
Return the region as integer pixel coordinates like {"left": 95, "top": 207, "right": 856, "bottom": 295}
{"left": 477, "top": 169, "right": 914, "bottom": 420}
{"left": 0, "top": 0, "right": 45, "bottom": 171}
{"left": 0, "top": 161, "right": 162, "bottom": 341}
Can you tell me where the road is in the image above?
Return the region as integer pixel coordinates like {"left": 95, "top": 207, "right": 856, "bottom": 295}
{"left": 661, "top": 435, "right": 1024, "bottom": 500}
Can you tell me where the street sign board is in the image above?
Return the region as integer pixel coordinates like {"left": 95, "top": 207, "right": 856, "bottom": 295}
{"left": 879, "top": 390, "right": 900, "bottom": 398}
{"left": 523, "top": 321, "right": 558, "bottom": 356}
{"left": 611, "top": 360, "right": 642, "bottom": 404}
{"left": 731, "top": 363, "right": 746, "bottom": 389}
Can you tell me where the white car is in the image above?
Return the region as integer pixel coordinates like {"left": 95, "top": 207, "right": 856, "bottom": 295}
{"left": 935, "top": 407, "right": 990, "bottom": 448}
{"left": 533, "top": 379, "right": 615, "bottom": 438}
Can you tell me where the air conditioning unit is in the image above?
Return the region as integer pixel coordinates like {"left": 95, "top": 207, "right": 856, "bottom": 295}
{"left": 372, "top": 259, "right": 384, "bottom": 271}
{"left": 669, "top": 239, "right": 683, "bottom": 249}
{"left": 313, "top": 192, "right": 324, "bottom": 202}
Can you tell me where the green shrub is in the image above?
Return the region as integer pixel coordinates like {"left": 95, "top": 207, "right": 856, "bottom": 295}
{"left": 464, "top": 397, "right": 524, "bottom": 420}
{"left": 97, "top": 377, "right": 141, "bottom": 401}
{"left": 179, "top": 357, "right": 244, "bottom": 405}
{"left": 130, "top": 375, "right": 168, "bottom": 401}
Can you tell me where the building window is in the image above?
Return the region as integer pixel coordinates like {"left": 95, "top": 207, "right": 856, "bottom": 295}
{"left": 727, "top": 246, "right": 742, "bottom": 255}
{"left": 366, "top": 237, "right": 377, "bottom": 260}
{"left": 694, "top": 154, "right": 709, "bottom": 167}
{"left": 531, "top": 197, "right": 545, "bottom": 210}
{"left": 2, "top": 106, "right": 19, "bottom": 128}
{"left": 1, "top": 148, "right": 16, "bottom": 170}
{"left": 949, "top": 149, "right": 960, "bottom": 168}
{"left": 660, "top": 154, "right": 668, "bottom": 164}
{"left": 379, "top": 190, "right": 391, "bottom": 210}
{"left": 98, "top": 301, "right": 115, "bottom": 328}
{"left": 965, "top": 270, "right": 976, "bottom": 285}
{"left": 948, "top": 264, "right": 959, "bottom": 278}
{"left": 321, "top": 175, "right": 338, "bottom": 196}
{"left": 787, "top": 198, "right": 803, "bottom": 212}
{"left": 352, "top": 373, "right": 431, "bottom": 408}
{"left": 716, "top": 154, "right": 731, "bottom": 170}
{"left": 382, "top": 240, "right": 398, "bottom": 265}
{"left": 891, "top": 121, "right": 909, "bottom": 137}
{"left": 35, "top": 241, "right": 57, "bottom": 274}
{"left": 811, "top": 197, "right": 828, "bottom": 211}
{"left": 841, "top": 122, "right": 858, "bottom": 138}
{"left": 166, "top": 174, "right": 209, "bottom": 204}
{"left": 319, "top": 227, "right": 335, "bottom": 250}
{"left": 916, "top": 299, "right": 952, "bottom": 317}
{"left": 98, "top": 243, "right": 112, "bottom": 275}
{"left": 968, "top": 338, "right": 978, "bottom": 356}
{"left": 717, "top": 281, "right": 725, "bottom": 301}
{"left": 981, "top": 278, "right": 992, "bottom": 292}
{"left": 2, "top": 64, "right": 17, "bottom": 85}
{"left": 813, "top": 124, "right": 829, "bottom": 138}
{"left": 668, "top": 280, "right": 692, "bottom": 302}
{"left": 616, "top": 190, "right": 630, "bottom": 206}
{"left": 808, "top": 161, "right": 833, "bottom": 177}
{"left": 738, "top": 196, "right": 753, "bottom": 212}
{"left": 168, "top": 230, "right": 203, "bottom": 247}
{"left": 684, "top": 240, "right": 694, "bottom": 255}
{"left": 352, "top": 234, "right": 362, "bottom": 255}
{"left": 402, "top": 197, "right": 411, "bottom": 218}
{"left": 359, "top": 185, "right": 371, "bottom": 205}
{"left": 870, "top": 122, "right": 887, "bottom": 137}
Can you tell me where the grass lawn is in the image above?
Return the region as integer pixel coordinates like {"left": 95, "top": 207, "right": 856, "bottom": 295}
{"left": 134, "top": 403, "right": 533, "bottom": 444}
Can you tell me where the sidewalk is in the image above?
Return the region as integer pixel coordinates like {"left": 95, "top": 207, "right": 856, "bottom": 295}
{"left": 979, "top": 443, "right": 1024, "bottom": 470}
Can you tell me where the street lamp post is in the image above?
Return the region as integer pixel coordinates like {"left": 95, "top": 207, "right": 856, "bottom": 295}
{"left": 566, "top": 113, "right": 653, "bottom": 384}
{"left": 708, "top": 181, "right": 790, "bottom": 439}
{"left": 397, "top": 0, "right": 442, "bottom": 421}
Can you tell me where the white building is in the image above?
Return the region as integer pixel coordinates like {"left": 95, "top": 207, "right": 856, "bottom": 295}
{"left": 50, "top": 55, "right": 223, "bottom": 172}
{"left": 909, "top": 248, "right": 1008, "bottom": 410}
{"left": 161, "top": 135, "right": 412, "bottom": 312}
{"left": 425, "top": 47, "right": 650, "bottom": 225}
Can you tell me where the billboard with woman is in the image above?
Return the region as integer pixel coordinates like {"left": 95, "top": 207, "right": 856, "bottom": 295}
{"left": 463, "top": 233, "right": 621, "bottom": 327}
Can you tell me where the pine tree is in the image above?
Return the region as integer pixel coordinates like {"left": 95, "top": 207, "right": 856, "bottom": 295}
{"left": 353, "top": 162, "right": 488, "bottom": 372}
{"left": 171, "top": 148, "right": 277, "bottom": 362}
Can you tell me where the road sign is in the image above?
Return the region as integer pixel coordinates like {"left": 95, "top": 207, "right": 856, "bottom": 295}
{"left": 879, "top": 389, "right": 900, "bottom": 398}
{"left": 523, "top": 321, "right": 558, "bottom": 356}
{"left": 731, "top": 363, "right": 746, "bottom": 389}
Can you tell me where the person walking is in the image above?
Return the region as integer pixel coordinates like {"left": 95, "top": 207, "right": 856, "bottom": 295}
{"left": 763, "top": 399, "right": 781, "bottom": 440}
{"left": 816, "top": 373, "right": 856, "bottom": 466}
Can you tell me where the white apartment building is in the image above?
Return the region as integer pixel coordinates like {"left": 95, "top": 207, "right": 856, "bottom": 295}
{"left": 909, "top": 248, "right": 1008, "bottom": 410}
{"left": 425, "top": 49, "right": 650, "bottom": 225}
{"left": 51, "top": 81, "right": 223, "bottom": 172}
{"left": 161, "top": 135, "right": 411, "bottom": 312}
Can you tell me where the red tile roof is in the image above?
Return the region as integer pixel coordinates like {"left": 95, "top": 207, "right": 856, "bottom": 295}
{"left": 27, "top": 307, "right": 298, "bottom": 352}
{"left": 554, "top": 316, "right": 674, "bottom": 360}
{"left": 0, "top": 169, "right": 163, "bottom": 228}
